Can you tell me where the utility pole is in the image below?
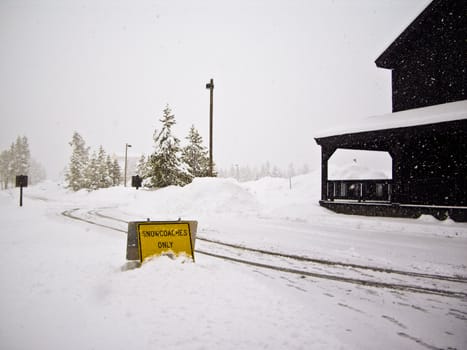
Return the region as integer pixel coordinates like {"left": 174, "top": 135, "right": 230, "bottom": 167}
{"left": 205, "top": 78, "right": 214, "bottom": 177}
{"left": 124, "top": 143, "right": 132, "bottom": 187}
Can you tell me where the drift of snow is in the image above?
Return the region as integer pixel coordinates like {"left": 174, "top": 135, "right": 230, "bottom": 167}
{"left": 1, "top": 171, "right": 466, "bottom": 349}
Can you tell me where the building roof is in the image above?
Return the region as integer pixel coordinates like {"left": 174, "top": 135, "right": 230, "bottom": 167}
{"left": 375, "top": 0, "right": 465, "bottom": 69}
{"left": 315, "top": 100, "right": 467, "bottom": 139}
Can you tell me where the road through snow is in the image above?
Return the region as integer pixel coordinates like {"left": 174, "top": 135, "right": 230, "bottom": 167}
{"left": 64, "top": 207, "right": 467, "bottom": 298}
{"left": 1, "top": 176, "right": 466, "bottom": 349}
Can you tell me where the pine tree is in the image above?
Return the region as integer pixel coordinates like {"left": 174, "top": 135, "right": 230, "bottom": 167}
{"left": 136, "top": 154, "right": 148, "bottom": 179}
{"left": 109, "top": 156, "right": 121, "bottom": 186}
{"left": 105, "top": 155, "right": 113, "bottom": 186}
{"left": 182, "top": 125, "right": 210, "bottom": 179}
{"left": 136, "top": 154, "right": 152, "bottom": 187}
{"left": 96, "top": 145, "right": 111, "bottom": 189}
{"left": 65, "top": 132, "right": 89, "bottom": 191}
{"left": 16, "top": 136, "right": 30, "bottom": 175}
{"left": 0, "top": 135, "right": 46, "bottom": 188}
{"left": 6, "top": 142, "right": 16, "bottom": 184}
{"left": 147, "top": 105, "right": 189, "bottom": 188}
{"left": 7, "top": 136, "right": 31, "bottom": 181}
{"left": 84, "top": 151, "right": 99, "bottom": 191}
{"left": 82, "top": 147, "right": 118, "bottom": 190}
{"left": 0, "top": 149, "right": 11, "bottom": 189}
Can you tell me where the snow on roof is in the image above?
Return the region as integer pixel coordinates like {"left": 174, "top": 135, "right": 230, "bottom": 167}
{"left": 315, "top": 100, "right": 467, "bottom": 139}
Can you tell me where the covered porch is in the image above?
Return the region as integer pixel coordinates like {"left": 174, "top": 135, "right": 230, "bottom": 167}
{"left": 314, "top": 101, "right": 467, "bottom": 222}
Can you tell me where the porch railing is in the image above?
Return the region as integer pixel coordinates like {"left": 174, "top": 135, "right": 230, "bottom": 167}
{"left": 326, "top": 179, "right": 392, "bottom": 202}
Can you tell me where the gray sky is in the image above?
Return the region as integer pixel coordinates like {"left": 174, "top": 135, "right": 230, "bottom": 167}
{"left": 0, "top": 0, "right": 431, "bottom": 179}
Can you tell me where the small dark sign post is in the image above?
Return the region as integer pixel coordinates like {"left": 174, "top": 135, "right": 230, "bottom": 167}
{"left": 131, "top": 175, "right": 142, "bottom": 190}
{"left": 15, "top": 175, "right": 28, "bottom": 207}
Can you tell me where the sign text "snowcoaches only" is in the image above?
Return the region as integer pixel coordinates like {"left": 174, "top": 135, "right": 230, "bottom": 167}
{"left": 137, "top": 222, "right": 195, "bottom": 262}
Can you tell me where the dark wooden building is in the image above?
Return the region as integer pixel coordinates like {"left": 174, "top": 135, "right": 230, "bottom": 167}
{"left": 376, "top": 0, "right": 466, "bottom": 112}
{"left": 314, "top": 0, "right": 467, "bottom": 222}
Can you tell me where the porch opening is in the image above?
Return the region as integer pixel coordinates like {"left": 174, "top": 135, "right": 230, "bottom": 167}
{"left": 327, "top": 149, "right": 392, "bottom": 202}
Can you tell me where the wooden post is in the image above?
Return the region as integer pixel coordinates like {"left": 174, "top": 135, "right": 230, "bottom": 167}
{"left": 321, "top": 146, "right": 335, "bottom": 201}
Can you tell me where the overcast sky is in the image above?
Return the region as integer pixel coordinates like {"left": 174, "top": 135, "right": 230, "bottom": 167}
{"left": 1, "top": 0, "right": 431, "bottom": 179}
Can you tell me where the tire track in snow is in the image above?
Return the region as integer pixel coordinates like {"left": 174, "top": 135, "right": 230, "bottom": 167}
{"left": 61, "top": 208, "right": 467, "bottom": 299}
{"left": 91, "top": 208, "right": 467, "bottom": 285}
{"left": 61, "top": 208, "right": 126, "bottom": 233}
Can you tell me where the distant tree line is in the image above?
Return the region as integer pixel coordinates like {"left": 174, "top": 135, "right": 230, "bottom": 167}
{"left": 218, "top": 162, "right": 311, "bottom": 182}
{"left": 0, "top": 136, "right": 46, "bottom": 189}
{"left": 65, "top": 105, "right": 211, "bottom": 191}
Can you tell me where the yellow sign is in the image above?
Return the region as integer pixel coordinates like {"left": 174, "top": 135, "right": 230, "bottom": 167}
{"left": 137, "top": 222, "right": 195, "bottom": 262}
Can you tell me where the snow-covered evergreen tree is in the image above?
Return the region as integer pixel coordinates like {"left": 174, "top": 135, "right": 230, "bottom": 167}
{"left": 2, "top": 136, "right": 31, "bottom": 187}
{"left": 147, "top": 105, "right": 189, "bottom": 188}
{"left": 0, "top": 136, "right": 45, "bottom": 188}
{"left": 15, "top": 136, "right": 30, "bottom": 176}
{"left": 6, "top": 142, "right": 16, "bottom": 184}
{"left": 0, "top": 149, "right": 11, "bottom": 189}
{"left": 109, "top": 156, "right": 121, "bottom": 186}
{"left": 83, "top": 147, "right": 112, "bottom": 190}
{"left": 65, "top": 133, "right": 122, "bottom": 191}
{"left": 7, "top": 136, "right": 31, "bottom": 181}
{"left": 136, "top": 154, "right": 145, "bottom": 177}
{"left": 135, "top": 154, "right": 148, "bottom": 177}
{"left": 65, "top": 132, "right": 89, "bottom": 191}
{"left": 84, "top": 151, "right": 99, "bottom": 191}
{"left": 96, "top": 146, "right": 111, "bottom": 189}
{"left": 182, "top": 125, "right": 210, "bottom": 179}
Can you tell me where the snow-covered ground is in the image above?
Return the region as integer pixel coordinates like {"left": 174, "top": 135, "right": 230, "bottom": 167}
{"left": 1, "top": 172, "right": 466, "bottom": 349}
